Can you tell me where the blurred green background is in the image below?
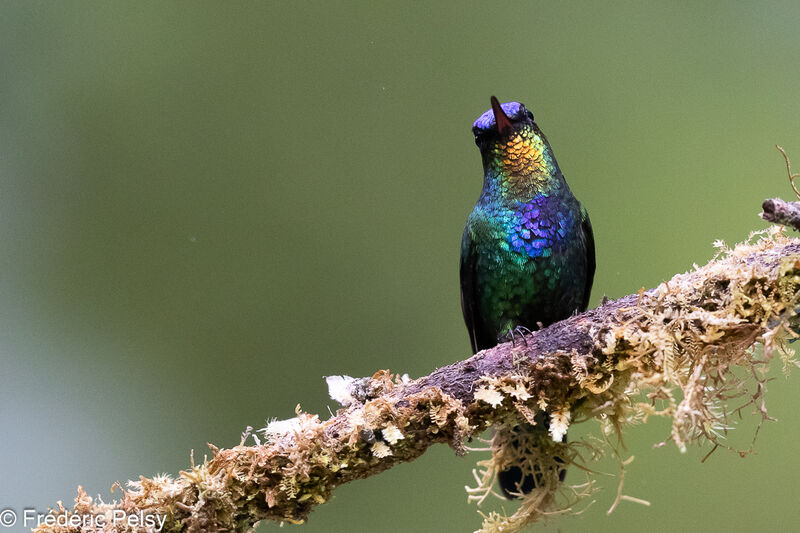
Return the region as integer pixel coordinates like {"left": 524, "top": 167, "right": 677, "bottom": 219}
{"left": 2, "top": 2, "right": 800, "bottom": 532}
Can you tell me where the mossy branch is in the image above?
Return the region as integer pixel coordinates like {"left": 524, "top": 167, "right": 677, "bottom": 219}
{"left": 34, "top": 201, "right": 800, "bottom": 533}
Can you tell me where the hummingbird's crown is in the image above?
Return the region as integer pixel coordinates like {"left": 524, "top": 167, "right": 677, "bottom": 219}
{"left": 472, "top": 101, "right": 526, "bottom": 132}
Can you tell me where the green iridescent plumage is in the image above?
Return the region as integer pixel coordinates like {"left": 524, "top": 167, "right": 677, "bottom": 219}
{"left": 460, "top": 98, "right": 595, "bottom": 497}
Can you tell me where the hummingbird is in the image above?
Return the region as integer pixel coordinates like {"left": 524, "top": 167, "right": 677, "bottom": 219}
{"left": 460, "top": 97, "right": 595, "bottom": 498}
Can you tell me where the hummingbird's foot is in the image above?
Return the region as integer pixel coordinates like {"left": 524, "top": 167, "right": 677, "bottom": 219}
{"left": 512, "top": 325, "right": 533, "bottom": 347}
{"left": 502, "top": 326, "right": 534, "bottom": 348}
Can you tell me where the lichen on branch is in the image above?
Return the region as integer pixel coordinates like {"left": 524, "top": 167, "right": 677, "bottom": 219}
{"left": 34, "top": 220, "right": 800, "bottom": 533}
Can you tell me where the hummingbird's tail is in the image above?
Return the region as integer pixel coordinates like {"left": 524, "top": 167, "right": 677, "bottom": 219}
{"left": 495, "top": 413, "right": 567, "bottom": 499}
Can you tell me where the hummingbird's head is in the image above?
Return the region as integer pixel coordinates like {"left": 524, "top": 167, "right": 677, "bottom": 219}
{"left": 472, "top": 97, "right": 558, "bottom": 180}
{"left": 472, "top": 97, "right": 534, "bottom": 141}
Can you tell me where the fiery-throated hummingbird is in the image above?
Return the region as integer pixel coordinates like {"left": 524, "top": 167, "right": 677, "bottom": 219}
{"left": 460, "top": 97, "right": 595, "bottom": 498}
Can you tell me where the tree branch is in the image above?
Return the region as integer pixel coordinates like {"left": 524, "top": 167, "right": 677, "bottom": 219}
{"left": 34, "top": 202, "right": 800, "bottom": 533}
{"left": 762, "top": 197, "right": 800, "bottom": 228}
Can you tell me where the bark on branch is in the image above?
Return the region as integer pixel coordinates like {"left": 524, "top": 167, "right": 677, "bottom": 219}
{"left": 34, "top": 201, "right": 800, "bottom": 533}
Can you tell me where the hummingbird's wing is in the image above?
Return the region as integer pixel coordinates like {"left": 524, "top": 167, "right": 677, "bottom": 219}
{"left": 580, "top": 205, "right": 596, "bottom": 311}
{"left": 460, "top": 226, "right": 480, "bottom": 354}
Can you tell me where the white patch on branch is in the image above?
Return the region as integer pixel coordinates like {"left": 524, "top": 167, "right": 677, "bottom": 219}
{"left": 325, "top": 375, "right": 356, "bottom": 406}
{"left": 549, "top": 409, "right": 571, "bottom": 442}
{"left": 371, "top": 442, "right": 392, "bottom": 458}
{"left": 382, "top": 423, "right": 404, "bottom": 444}
{"left": 474, "top": 385, "right": 504, "bottom": 408}
{"left": 262, "top": 417, "right": 303, "bottom": 440}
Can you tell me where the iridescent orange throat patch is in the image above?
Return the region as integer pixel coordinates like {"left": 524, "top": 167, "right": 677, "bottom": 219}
{"left": 492, "top": 127, "right": 551, "bottom": 179}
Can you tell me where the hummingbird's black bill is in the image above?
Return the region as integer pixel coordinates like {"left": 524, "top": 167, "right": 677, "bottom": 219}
{"left": 490, "top": 96, "right": 513, "bottom": 134}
